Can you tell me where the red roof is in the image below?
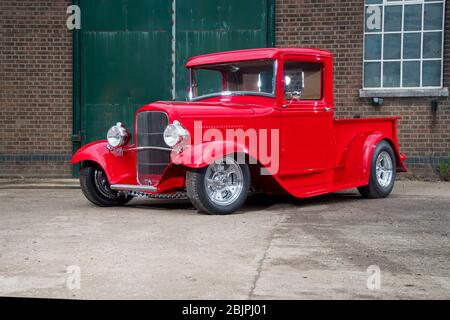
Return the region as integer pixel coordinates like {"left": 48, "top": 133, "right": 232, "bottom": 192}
{"left": 185, "top": 48, "right": 333, "bottom": 67}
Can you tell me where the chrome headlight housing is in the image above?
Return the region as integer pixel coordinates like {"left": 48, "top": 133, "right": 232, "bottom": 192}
{"left": 107, "top": 122, "right": 130, "bottom": 148}
{"left": 163, "top": 120, "right": 189, "bottom": 147}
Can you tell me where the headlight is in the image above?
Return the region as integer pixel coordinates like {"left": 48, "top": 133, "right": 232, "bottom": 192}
{"left": 163, "top": 121, "right": 189, "bottom": 147}
{"left": 107, "top": 122, "right": 130, "bottom": 148}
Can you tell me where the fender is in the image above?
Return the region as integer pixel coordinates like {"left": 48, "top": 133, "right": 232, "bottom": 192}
{"left": 153, "top": 141, "right": 249, "bottom": 193}
{"left": 337, "top": 132, "right": 407, "bottom": 185}
{"left": 362, "top": 134, "right": 407, "bottom": 181}
{"left": 172, "top": 141, "right": 250, "bottom": 169}
{"left": 158, "top": 140, "right": 279, "bottom": 193}
{"left": 71, "top": 141, "right": 136, "bottom": 185}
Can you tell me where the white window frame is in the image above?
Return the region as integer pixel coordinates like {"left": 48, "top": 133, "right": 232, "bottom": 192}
{"left": 362, "top": 0, "right": 446, "bottom": 92}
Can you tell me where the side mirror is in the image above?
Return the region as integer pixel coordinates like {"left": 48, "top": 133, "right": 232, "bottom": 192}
{"left": 284, "top": 90, "right": 302, "bottom": 101}
{"left": 284, "top": 92, "right": 293, "bottom": 100}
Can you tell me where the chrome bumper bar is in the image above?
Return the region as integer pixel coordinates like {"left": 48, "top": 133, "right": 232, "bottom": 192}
{"left": 110, "top": 184, "right": 157, "bottom": 193}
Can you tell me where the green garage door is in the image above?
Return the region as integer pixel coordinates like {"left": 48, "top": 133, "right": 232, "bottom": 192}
{"left": 74, "top": 0, "right": 274, "bottom": 148}
{"left": 79, "top": 0, "right": 173, "bottom": 145}
{"left": 175, "top": 0, "right": 273, "bottom": 100}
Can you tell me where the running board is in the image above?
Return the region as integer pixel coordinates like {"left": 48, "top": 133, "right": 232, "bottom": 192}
{"left": 110, "top": 184, "right": 157, "bottom": 193}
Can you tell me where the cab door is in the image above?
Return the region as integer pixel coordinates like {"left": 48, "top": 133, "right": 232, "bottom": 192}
{"left": 279, "top": 55, "right": 334, "bottom": 188}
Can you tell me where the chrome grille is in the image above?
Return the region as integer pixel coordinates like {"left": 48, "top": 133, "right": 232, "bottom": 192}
{"left": 136, "top": 111, "right": 170, "bottom": 185}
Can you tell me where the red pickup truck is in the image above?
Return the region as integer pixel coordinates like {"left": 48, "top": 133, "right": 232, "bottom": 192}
{"left": 72, "top": 48, "right": 407, "bottom": 215}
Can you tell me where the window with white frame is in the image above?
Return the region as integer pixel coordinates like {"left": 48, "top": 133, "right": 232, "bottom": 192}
{"left": 363, "top": 0, "right": 445, "bottom": 89}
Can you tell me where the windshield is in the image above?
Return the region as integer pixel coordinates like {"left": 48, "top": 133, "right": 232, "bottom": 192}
{"left": 189, "top": 59, "right": 276, "bottom": 101}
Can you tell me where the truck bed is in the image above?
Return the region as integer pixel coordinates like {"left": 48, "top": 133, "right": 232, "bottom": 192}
{"left": 334, "top": 116, "right": 406, "bottom": 173}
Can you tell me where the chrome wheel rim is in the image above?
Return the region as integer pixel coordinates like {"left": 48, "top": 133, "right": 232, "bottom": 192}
{"left": 205, "top": 157, "right": 244, "bottom": 206}
{"left": 94, "top": 168, "right": 117, "bottom": 199}
{"left": 376, "top": 151, "right": 393, "bottom": 188}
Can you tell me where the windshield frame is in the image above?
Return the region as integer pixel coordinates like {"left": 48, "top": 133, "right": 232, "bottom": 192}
{"left": 188, "top": 59, "right": 277, "bottom": 101}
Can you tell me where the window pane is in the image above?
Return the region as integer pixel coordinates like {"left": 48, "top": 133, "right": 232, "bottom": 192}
{"left": 422, "top": 61, "right": 441, "bottom": 87}
{"left": 364, "top": 62, "right": 381, "bottom": 88}
{"left": 404, "top": 4, "right": 422, "bottom": 31}
{"left": 384, "top": 33, "right": 401, "bottom": 59}
{"left": 383, "top": 62, "right": 400, "bottom": 87}
{"left": 365, "top": 5, "right": 383, "bottom": 32}
{"left": 403, "top": 33, "right": 421, "bottom": 59}
{"left": 365, "top": 0, "right": 382, "bottom": 4}
{"left": 424, "top": 3, "right": 443, "bottom": 30}
{"left": 402, "top": 61, "right": 420, "bottom": 87}
{"left": 365, "top": 34, "right": 382, "bottom": 60}
{"left": 384, "top": 5, "right": 402, "bottom": 32}
{"left": 423, "top": 32, "right": 442, "bottom": 58}
{"left": 284, "top": 62, "right": 322, "bottom": 100}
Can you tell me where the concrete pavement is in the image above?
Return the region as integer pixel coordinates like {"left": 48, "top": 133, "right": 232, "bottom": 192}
{"left": 0, "top": 180, "right": 449, "bottom": 299}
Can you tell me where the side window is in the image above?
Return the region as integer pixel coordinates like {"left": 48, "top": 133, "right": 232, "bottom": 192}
{"left": 284, "top": 61, "right": 322, "bottom": 100}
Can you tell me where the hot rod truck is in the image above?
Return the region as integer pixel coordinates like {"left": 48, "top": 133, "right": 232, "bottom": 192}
{"left": 72, "top": 48, "right": 407, "bottom": 215}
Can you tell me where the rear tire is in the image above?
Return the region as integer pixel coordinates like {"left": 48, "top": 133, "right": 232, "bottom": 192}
{"left": 186, "top": 156, "right": 250, "bottom": 215}
{"left": 358, "top": 140, "right": 396, "bottom": 198}
{"left": 79, "top": 164, "right": 133, "bottom": 207}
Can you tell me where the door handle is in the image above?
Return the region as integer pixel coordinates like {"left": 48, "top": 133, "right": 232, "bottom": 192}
{"left": 324, "top": 107, "right": 331, "bottom": 112}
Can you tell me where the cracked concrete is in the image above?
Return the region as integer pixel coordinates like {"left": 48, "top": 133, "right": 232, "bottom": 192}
{"left": 0, "top": 181, "right": 449, "bottom": 299}
{"left": 248, "top": 213, "right": 283, "bottom": 299}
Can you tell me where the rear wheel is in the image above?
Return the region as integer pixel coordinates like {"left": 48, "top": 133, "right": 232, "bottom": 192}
{"left": 186, "top": 156, "right": 250, "bottom": 215}
{"left": 79, "top": 164, "right": 133, "bottom": 207}
{"left": 358, "top": 140, "right": 396, "bottom": 198}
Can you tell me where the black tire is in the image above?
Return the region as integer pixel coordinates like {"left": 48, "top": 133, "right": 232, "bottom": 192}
{"left": 186, "top": 157, "right": 250, "bottom": 215}
{"left": 358, "top": 140, "right": 396, "bottom": 198}
{"left": 79, "top": 164, "right": 133, "bottom": 207}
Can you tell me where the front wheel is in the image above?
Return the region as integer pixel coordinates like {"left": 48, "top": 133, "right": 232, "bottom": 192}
{"left": 186, "top": 156, "right": 250, "bottom": 215}
{"left": 358, "top": 140, "right": 396, "bottom": 198}
{"left": 79, "top": 164, "right": 133, "bottom": 207}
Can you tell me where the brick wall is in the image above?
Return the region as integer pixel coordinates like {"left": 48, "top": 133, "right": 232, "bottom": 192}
{"left": 276, "top": 0, "right": 450, "bottom": 178}
{"left": 0, "top": 0, "right": 72, "bottom": 178}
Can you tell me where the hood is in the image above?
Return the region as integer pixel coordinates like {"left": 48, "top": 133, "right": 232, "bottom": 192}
{"left": 137, "top": 101, "right": 257, "bottom": 120}
{"left": 135, "top": 99, "right": 276, "bottom": 136}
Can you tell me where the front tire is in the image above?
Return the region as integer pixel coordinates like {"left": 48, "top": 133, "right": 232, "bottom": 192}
{"left": 186, "top": 156, "right": 250, "bottom": 215}
{"left": 358, "top": 140, "right": 396, "bottom": 198}
{"left": 79, "top": 164, "right": 133, "bottom": 207}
